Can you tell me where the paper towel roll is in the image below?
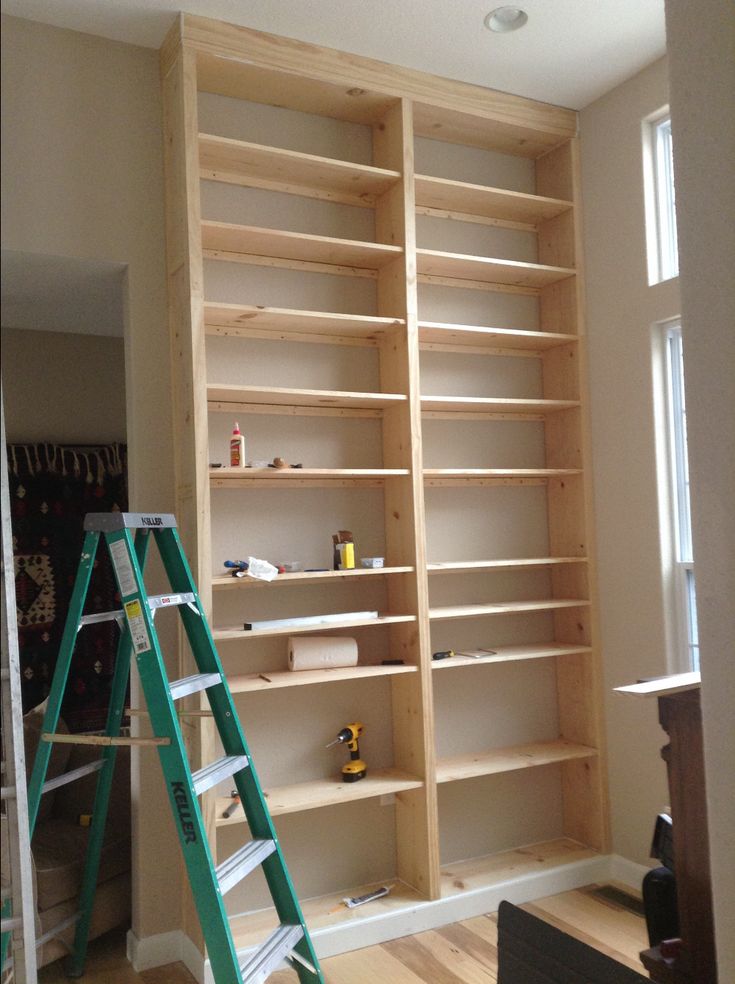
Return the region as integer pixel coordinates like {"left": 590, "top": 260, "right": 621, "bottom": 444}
{"left": 288, "top": 636, "right": 358, "bottom": 671}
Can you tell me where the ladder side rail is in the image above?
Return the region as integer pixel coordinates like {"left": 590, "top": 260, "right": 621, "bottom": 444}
{"left": 104, "top": 527, "right": 244, "bottom": 984}
{"left": 26, "top": 531, "right": 101, "bottom": 833}
{"left": 155, "top": 527, "right": 323, "bottom": 981}
{"left": 0, "top": 391, "right": 38, "bottom": 980}
{"left": 65, "top": 528, "right": 152, "bottom": 977}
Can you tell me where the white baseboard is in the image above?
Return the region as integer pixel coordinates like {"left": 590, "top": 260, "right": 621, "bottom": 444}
{"left": 140, "top": 852, "right": 651, "bottom": 981}
{"left": 203, "top": 852, "right": 611, "bottom": 979}
{"left": 608, "top": 853, "right": 655, "bottom": 892}
{"left": 127, "top": 928, "right": 205, "bottom": 983}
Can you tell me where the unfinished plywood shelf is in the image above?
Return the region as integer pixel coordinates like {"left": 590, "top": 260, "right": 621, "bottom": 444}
{"left": 204, "top": 303, "right": 404, "bottom": 346}
{"left": 216, "top": 769, "right": 424, "bottom": 825}
{"left": 201, "top": 220, "right": 402, "bottom": 272}
{"left": 418, "top": 320, "right": 578, "bottom": 354}
{"left": 424, "top": 468, "right": 582, "bottom": 487}
{"left": 431, "top": 642, "right": 593, "bottom": 669}
{"left": 210, "top": 467, "right": 409, "bottom": 488}
{"left": 436, "top": 739, "right": 597, "bottom": 784}
{"left": 199, "top": 132, "right": 401, "bottom": 206}
{"left": 212, "top": 566, "right": 414, "bottom": 590}
{"left": 417, "top": 249, "right": 575, "bottom": 290}
{"left": 207, "top": 383, "right": 406, "bottom": 414}
{"left": 213, "top": 613, "right": 416, "bottom": 641}
{"left": 227, "top": 662, "right": 417, "bottom": 695}
{"left": 427, "top": 557, "right": 587, "bottom": 574}
{"left": 429, "top": 599, "right": 590, "bottom": 621}
{"left": 421, "top": 395, "right": 579, "bottom": 416}
{"left": 415, "top": 174, "right": 572, "bottom": 226}
{"left": 439, "top": 839, "right": 600, "bottom": 899}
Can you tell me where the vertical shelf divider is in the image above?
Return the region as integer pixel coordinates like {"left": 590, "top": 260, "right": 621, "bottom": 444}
{"left": 374, "top": 98, "right": 440, "bottom": 899}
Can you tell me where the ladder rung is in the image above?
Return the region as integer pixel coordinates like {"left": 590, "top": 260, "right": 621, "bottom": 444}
{"left": 42, "top": 759, "right": 104, "bottom": 795}
{"left": 169, "top": 672, "right": 222, "bottom": 702}
{"left": 216, "top": 839, "right": 277, "bottom": 897}
{"left": 192, "top": 755, "right": 248, "bottom": 797}
{"left": 79, "top": 592, "right": 198, "bottom": 629}
{"left": 0, "top": 916, "right": 21, "bottom": 933}
{"left": 239, "top": 924, "right": 304, "bottom": 984}
{"left": 0, "top": 784, "right": 16, "bottom": 801}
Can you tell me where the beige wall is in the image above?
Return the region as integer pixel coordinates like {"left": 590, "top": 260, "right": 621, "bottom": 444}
{"left": 665, "top": 1, "right": 735, "bottom": 977}
{"left": 2, "top": 328, "right": 126, "bottom": 443}
{"left": 580, "top": 57, "right": 677, "bottom": 866}
{"left": 1, "top": 15, "right": 181, "bottom": 943}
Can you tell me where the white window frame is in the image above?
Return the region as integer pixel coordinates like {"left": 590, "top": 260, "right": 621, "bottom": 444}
{"left": 659, "top": 321, "right": 699, "bottom": 670}
{"left": 643, "top": 108, "right": 679, "bottom": 285}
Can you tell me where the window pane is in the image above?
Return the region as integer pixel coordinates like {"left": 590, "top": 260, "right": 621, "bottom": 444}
{"left": 656, "top": 117, "right": 679, "bottom": 280}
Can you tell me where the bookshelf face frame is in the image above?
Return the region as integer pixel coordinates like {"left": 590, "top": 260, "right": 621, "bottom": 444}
{"left": 161, "top": 13, "right": 609, "bottom": 947}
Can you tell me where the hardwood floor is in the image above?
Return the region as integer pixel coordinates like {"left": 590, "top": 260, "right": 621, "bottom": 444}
{"left": 38, "top": 884, "right": 648, "bottom": 983}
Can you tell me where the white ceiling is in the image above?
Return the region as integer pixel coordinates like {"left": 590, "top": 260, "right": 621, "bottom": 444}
{"left": 0, "top": 0, "right": 667, "bottom": 110}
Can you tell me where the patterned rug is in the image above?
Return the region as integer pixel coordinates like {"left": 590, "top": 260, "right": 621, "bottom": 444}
{"left": 8, "top": 443, "right": 128, "bottom": 732}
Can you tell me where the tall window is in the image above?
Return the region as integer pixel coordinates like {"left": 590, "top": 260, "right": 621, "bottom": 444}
{"left": 664, "top": 323, "right": 699, "bottom": 669}
{"left": 643, "top": 110, "right": 679, "bottom": 284}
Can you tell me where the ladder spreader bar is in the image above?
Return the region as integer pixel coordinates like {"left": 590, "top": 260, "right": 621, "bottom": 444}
{"left": 42, "top": 760, "right": 103, "bottom": 796}
{"left": 79, "top": 592, "right": 198, "bottom": 629}
{"left": 239, "top": 924, "right": 304, "bottom": 984}
{"left": 169, "top": 672, "right": 222, "bottom": 702}
{"left": 192, "top": 754, "right": 249, "bottom": 797}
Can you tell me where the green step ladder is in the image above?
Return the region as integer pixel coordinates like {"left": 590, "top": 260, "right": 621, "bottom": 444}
{"left": 23, "top": 511, "right": 324, "bottom": 984}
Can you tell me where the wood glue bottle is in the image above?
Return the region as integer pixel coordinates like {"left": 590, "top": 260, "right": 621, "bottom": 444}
{"left": 230, "top": 422, "right": 246, "bottom": 467}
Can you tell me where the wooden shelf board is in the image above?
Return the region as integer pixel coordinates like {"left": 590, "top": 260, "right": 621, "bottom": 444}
{"left": 212, "top": 566, "right": 414, "bottom": 590}
{"left": 417, "top": 248, "right": 575, "bottom": 289}
{"left": 429, "top": 598, "right": 590, "bottom": 620}
{"left": 421, "top": 395, "right": 578, "bottom": 415}
{"left": 439, "top": 838, "right": 600, "bottom": 899}
{"left": 431, "top": 643, "right": 593, "bottom": 670}
{"left": 207, "top": 383, "right": 406, "bottom": 411}
{"left": 227, "top": 663, "right": 417, "bottom": 694}
{"left": 428, "top": 557, "right": 587, "bottom": 573}
{"left": 203, "top": 303, "right": 404, "bottom": 344}
{"left": 216, "top": 768, "right": 423, "bottom": 825}
{"left": 213, "top": 613, "right": 416, "bottom": 641}
{"left": 423, "top": 469, "right": 582, "bottom": 486}
{"left": 201, "top": 221, "right": 403, "bottom": 271}
{"left": 210, "top": 467, "right": 409, "bottom": 489}
{"left": 196, "top": 51, "right": 399, "bottom": 126}
{"left": 229, "top": 878, "right": 425, "bottom": 951}
{"left": 228, "top": 838, "right": 596, "bottom": 951}
{"left": 199, "top": 133, "right": 400, "bottom": 205}
{"left": 412, "top": 101, "right": 573, "bottom": 159}
{"left": 436, "top": 739, "right": 597, "bottom": 784}
{"left": 418, "top": 320, "right": 578, "bottom": 353}
{"left": 415, "top": 174, "right": 572, "bottom": 225}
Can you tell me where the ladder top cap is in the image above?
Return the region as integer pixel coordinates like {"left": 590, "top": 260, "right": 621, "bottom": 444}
{"left": 84, "top": 512, "right": 179, "bottom": 531}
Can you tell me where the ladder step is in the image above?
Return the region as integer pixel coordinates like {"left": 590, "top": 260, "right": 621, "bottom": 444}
{"left": 216, "top": 839, "right": 277, "bottom": 897}
{"left": 42, "top": 759, "right": 104, "bottom": 795}
{"left": 0, "top": 916, "right": 21, "bottom": 934}
{"left": 169, "top": 672, "right": 222, "bottom": 702}
{"left": 192, "top": 755, "right": 248, "bottom": 797}
{"left": 0, "top": 785, "right": 16, "bottom": 801}
{"left": 239, "top": 924, "right": 304, "bottom": 984}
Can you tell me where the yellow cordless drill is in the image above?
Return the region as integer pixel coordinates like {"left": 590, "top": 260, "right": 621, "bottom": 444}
{"left": 326, "top": 722, "right": 366, "bottom": 782}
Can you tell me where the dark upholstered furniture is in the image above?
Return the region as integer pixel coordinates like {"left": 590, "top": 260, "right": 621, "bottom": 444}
{"left": 497, "top": 899, "right": 648, "bottom": 984}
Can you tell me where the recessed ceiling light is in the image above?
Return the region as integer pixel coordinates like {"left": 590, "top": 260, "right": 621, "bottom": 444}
{"left": 484, "top": 6, "right": 529, "bottom": 33}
